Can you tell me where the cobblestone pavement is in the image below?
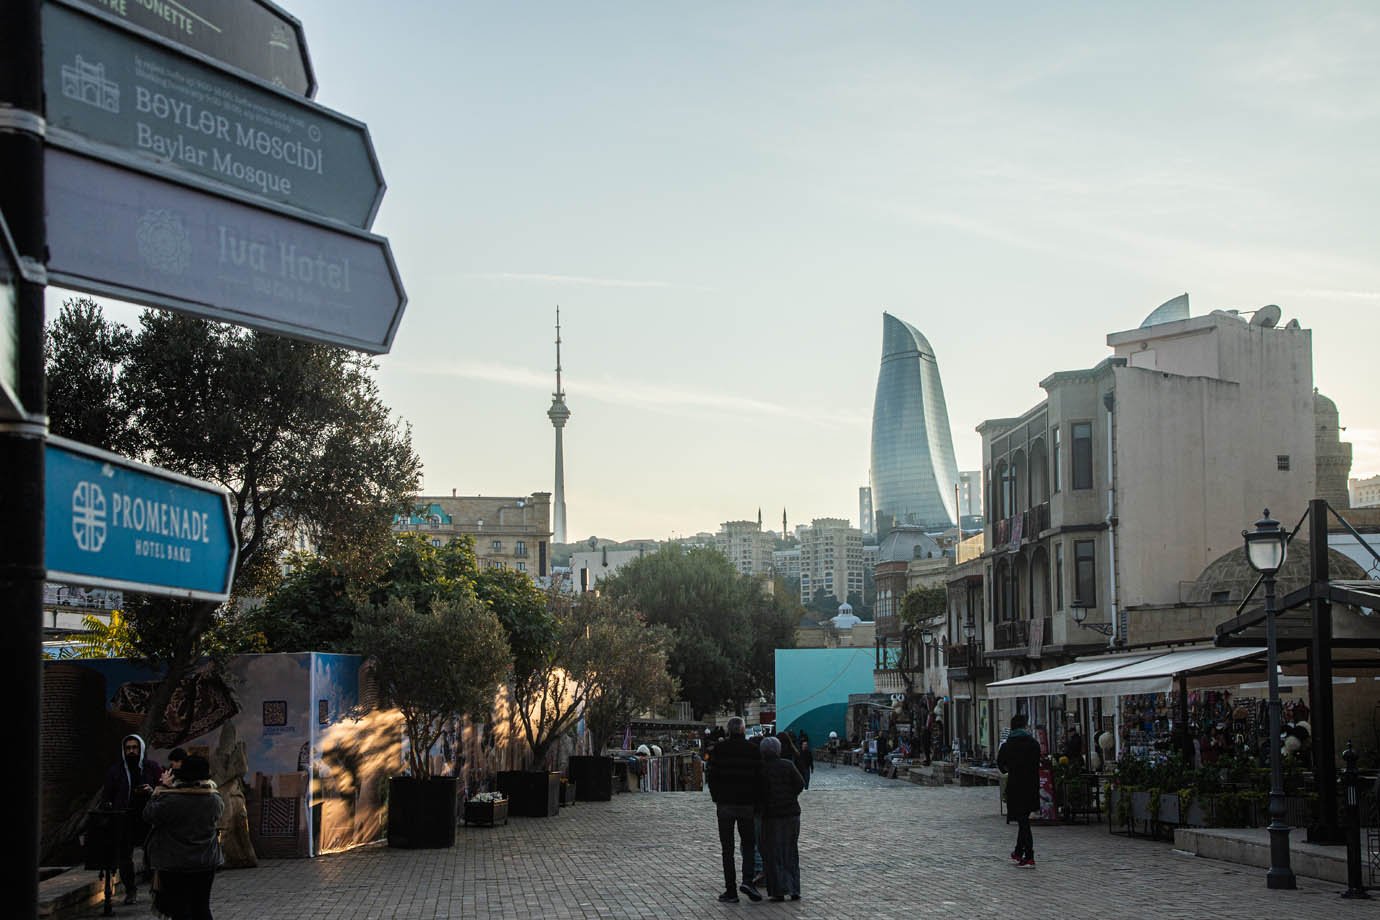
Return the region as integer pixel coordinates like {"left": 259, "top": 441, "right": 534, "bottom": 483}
{"left": 90, "top": 765, "right": 1372, "bottom": 920}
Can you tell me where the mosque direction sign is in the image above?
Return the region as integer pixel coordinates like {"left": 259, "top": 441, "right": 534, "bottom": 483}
{"left": 44, "top": 1, "right": 383, "bottom": 229}
{"left": 45, "top": 149, "right": 407, "bottom": 354}
{"left": 45, "top": 436, "right": 237, "bottom": 601}
{"left": 67, "top": 0, "right": 315, "bottom": 98}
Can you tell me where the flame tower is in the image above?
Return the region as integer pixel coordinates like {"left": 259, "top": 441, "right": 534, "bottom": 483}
{"left": 547, "top": 308, "right": 570, "bottom": 543}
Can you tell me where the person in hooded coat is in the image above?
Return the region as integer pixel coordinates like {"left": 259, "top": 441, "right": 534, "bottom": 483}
{"left": 102, "top": 734, "right": 163, "bottom": 903}
{"left": 997, "top": 713, "right": 1042, "bottom": 868}
{"left": 144, "top": 755, "right": 224, "bottom": 920}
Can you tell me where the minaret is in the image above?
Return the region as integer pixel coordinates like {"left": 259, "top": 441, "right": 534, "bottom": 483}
{"left": 547, "top": 308, "right": 571, "bottom": 543}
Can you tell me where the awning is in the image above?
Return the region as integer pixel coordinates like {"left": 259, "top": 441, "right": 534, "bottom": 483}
{"left": 1063, "top": 646, "right": 1267, "bottom": 698}
{"left": 985, "top": 652, "right": 1163, "bottom": 700}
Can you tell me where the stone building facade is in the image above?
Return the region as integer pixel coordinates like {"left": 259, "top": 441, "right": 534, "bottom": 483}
{"left": 393, "top": 492, "right": 552, "bottom": 579}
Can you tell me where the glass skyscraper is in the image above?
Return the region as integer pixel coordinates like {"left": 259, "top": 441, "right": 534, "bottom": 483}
{"left": 869, "top": 312, "right": 960, "bottom": 532}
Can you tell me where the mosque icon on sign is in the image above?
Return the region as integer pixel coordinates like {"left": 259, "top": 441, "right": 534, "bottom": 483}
{"left": 61, "top": 55, "right": 119, "bottom": 114}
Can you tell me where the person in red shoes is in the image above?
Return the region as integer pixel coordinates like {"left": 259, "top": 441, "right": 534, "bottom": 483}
{"left": 997, "top": 713, "right": 1041, "bottom": 868}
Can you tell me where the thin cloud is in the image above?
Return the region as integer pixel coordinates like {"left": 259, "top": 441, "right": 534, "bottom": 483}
{"left": 1283, "top": 289, "right": 1380, "bottom": 302}
{"left": 466, "top": 272, "right": 717, "bottom": 292}
{"left": 411, "top": 359, "right": 865, "bottom": 429}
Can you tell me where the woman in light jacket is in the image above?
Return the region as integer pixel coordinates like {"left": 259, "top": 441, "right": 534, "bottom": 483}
{"left": 143, "top": 755, "right": 224, "bottom": 920}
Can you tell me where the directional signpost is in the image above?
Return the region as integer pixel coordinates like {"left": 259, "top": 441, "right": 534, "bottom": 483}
{"left": 68, "top": 0, "right": 315, "bottom": 97}
{"left": 47, "top": 149, "right": 406, "bottom": 353}
{"left": 45, "top": 437, "right": 237, "bottom": 601}
{"left": 46, "top": 1, "right": 383, "bottom": 228}
{"left": 0, "top": 211, "right": 28, "bottom": 420}
{"left": 3, "top": 0, "right": 402, "bottom": 908}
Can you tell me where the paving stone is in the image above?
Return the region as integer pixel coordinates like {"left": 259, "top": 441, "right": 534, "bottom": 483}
{"left": 78, "top": 764, "right": 1374, "bottom": 919}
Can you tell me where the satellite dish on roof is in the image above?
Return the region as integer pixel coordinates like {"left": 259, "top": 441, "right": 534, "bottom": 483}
{"left": 1250, "top": 304, "right": 1281, "bottom": 328}
{"left": 1284, "top": 318, "right": 1301, "bottom": 330}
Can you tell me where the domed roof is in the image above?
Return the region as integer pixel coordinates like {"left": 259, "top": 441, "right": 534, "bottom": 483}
{"left": 1314, "top": 390, "right": 1338, "bottom": 414}
{"left": 1187, "top": 541, "right": 1367, "bottom": 604}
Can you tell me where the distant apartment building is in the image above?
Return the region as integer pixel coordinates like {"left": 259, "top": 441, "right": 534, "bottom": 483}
{"left": 1351, "top": 474, "right": 1380, "bottom": 509}
{"left": 957, "top": 470, "right": 983, "bottom": 517}
{"left": 715, "top": 519, "right": 776, "bottom": 578}
{"left": 773, "top": 548, "right": 801, "bottom": 580}
{"left": 798, "top": 517, "right": 864, "bottom": 605}
{"left": 392, "top": 492, "right": 552, "bottom": 578}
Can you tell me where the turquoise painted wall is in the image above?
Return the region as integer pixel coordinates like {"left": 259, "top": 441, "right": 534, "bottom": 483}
{"left": 774, "top": 648, "right": 877, "bottom": 744}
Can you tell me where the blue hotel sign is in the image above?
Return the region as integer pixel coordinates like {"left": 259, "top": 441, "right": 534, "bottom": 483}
{"left": 45, "top": 437, "right": 237, "bottom": 601}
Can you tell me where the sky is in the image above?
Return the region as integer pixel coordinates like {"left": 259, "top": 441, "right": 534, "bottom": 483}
{"left": 63, "top": 1, "right": 1378, "bottom": 541}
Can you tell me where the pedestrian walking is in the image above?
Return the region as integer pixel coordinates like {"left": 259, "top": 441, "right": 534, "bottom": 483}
{"left": 997, "top": 713, "right": 1041, "bottom": 868}
{"left": 143, "top": 754, "right": 224, "bottom": 919}
{"left": 706, "top": 717, "right": 764, "bottom": 903}
{"left": 796, "top": 737, "right": 814, "bottom": 789}
{"left": 101, "top": 734, "right": 162, "bottom": 904}
{"left": 758, "top": 736, "right": 804, "bottom": 902}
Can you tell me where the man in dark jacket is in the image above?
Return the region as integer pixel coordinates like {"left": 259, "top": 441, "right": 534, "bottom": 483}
{"left": 997, "top": 713, "right": 1041, "bottom": 867}
{"left": 706, "top": 717, "right": 764, "bottom": 902}
{"left": 101, "top": 734, "right": 163, "bottom": 903}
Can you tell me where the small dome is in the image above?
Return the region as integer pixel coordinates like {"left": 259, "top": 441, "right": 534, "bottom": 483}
{"left": 1187, "top": 541, "right": 1366, "bottom": 604}
{"left": 837, "top": 601, "right": 853, "bottom": 614}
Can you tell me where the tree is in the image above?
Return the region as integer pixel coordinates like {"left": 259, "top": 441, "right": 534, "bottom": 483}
{"left": 354, "top": 597, "right": 510, "bottom": 778}
{"left": 603, "top": 545, "right": 789, "bottom": 719}
{"left": 576, "top": 595, "right": 677, "bottom": 753}
{"left": 897, "top": 585, "right": 947, "bottom": 694}
{"left": 239, "top": 554, "right": 357, "bottom": 653}
{"left": 44, "top": 300, "right": 422, "bottom": 739}
{"left": 511, "top": 592, "right": 676, "bottom": 767}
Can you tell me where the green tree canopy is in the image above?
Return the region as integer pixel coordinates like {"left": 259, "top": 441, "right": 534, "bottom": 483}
{"left": 354, "top": 596, "right": 510, "bottom": 778}
{"left": 45, "top": 300, "right": 422, "bottom": 736}
{"left": 602, "top": 545, "right": 797, "bottom": 719}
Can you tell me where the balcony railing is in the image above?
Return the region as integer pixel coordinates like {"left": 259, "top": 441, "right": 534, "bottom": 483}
{"left": 944, "top": 643, "right": 987, "bottom": 669}
{"left": 994, "top": 617, "right": 1053, "bottom": 652}
{"left": 991, "top": 502, "right": 1051, "bottom": 552}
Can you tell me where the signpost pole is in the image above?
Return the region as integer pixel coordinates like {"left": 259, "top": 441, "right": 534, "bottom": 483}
{"left": 0, "top": 0, "right": 46, "bottom": 914}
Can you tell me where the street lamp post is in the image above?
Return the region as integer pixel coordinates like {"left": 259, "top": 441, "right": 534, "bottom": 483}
{"left": 1243, "top": 509, "right": 1296, "bottom": 891}
{"left": 964, "top": 616, "right": 977, "bottom": 761}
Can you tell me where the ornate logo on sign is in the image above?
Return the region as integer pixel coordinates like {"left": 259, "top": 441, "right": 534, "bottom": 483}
{"left": 60, "top": 55, "right": 119, "bottom": 113}
{"left": 135, "top": 209, "right": 191, "bottom": 275}
{"left": 71, "top": 480, "right": 107, "bottom": 552}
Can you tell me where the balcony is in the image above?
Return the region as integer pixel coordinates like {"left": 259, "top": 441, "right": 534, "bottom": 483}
{"left": 991, "top": 502, "right": 1050, "bottom": 552}
{"left": 993, "top": 617, "right": 1053, "bottom": 652}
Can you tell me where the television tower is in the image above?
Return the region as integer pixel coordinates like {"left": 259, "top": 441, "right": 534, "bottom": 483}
{"left": 547, "top": 308, "right": 570, "bottom": 543}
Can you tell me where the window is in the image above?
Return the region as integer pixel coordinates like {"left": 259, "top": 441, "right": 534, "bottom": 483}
{"left": 515, "top": 540, "right": 527, "bottom": 557}
{"left": 1276, "top": 455, "right": 1290, "bottom": 471}
{"left": 1054, "top": 543, "right": 1064, "bottom": 611}
{"left": 1074, "top": 540, "right": 1096, "bottom": 607}
{"left": 1051, "top": 425, "right": 1062, "bottom": 493}
{"left": 516, "top": 562, "right": 526, "bottom": 572}
{"left": 491, "top": 539, "right": 502, "bottom": 552}
{"left": 1072, "top": 422, "right": 1093, "bottom": 489}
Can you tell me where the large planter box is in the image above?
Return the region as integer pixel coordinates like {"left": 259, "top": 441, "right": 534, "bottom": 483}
{"left": 496, "top": 771, "right": 561, "bottom": 818}
{"left": 462, "top": 799, "right": 509, "bottom": 827}
{"left": 568, "top": 755, "right": 614, "bottom": 802}
{"left": 387, "top": 776, "right": 457, "bottom": 849}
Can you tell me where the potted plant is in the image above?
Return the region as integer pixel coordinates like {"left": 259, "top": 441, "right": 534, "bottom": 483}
{"left": 355, "top": 596, "right": 510, "bottom": 848}
{"left": 462, "top": 792, "right": 509, "bottom": 827}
